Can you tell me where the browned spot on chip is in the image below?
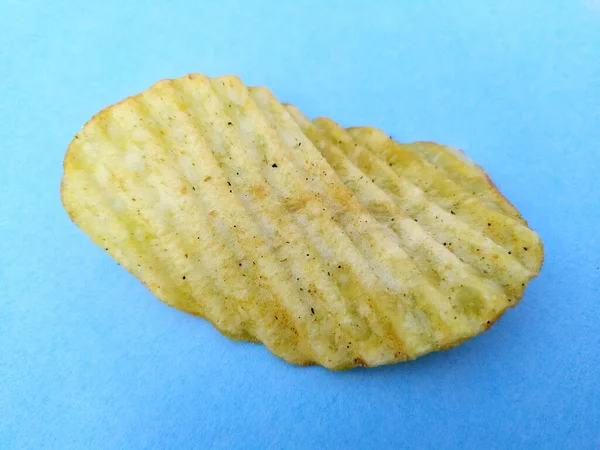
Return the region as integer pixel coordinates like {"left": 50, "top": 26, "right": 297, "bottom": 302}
{"left": 354, "top": 357, "right": 368, "bottom": 367}
{"left": 251, "top": 184, "right": 267, "bottom": 200}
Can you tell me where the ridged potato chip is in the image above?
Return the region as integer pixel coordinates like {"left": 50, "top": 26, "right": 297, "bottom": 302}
{"left": 62, "top": 74, "right": 543, "bottom": 369}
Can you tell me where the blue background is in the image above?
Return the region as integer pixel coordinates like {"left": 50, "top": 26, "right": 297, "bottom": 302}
{"left": 1, "top": 1, "right": 599, "bottom": 449}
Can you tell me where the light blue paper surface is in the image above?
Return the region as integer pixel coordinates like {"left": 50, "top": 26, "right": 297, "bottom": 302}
{"left": 1, "top": 1, "right": 599, "bottom": 448}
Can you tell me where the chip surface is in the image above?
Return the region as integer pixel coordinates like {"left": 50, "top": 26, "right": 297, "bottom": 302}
{"left": 62, "top": 74, "right": 543, "bottom": 369}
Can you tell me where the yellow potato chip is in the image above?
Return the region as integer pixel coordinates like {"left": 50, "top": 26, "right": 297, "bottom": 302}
{"left": 62, "top": 74, "right": 543, "bottom": 370}
{"left": 286, "top": 104, "right": 543, "bottom": 330}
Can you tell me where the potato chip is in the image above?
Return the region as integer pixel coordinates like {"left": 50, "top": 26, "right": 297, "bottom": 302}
{"left": 62, "top": 74, "right": 543, "bottom": 369}
{"left": 286, "top": 108, "right": 543, "bottom": 292}
{"left": 285, "top": 104, "right": 543, "bottom": 336}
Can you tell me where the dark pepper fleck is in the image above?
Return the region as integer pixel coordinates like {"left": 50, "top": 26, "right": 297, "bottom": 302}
{"left": 272, "top": 163, "right": 278, "bottom": 168}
